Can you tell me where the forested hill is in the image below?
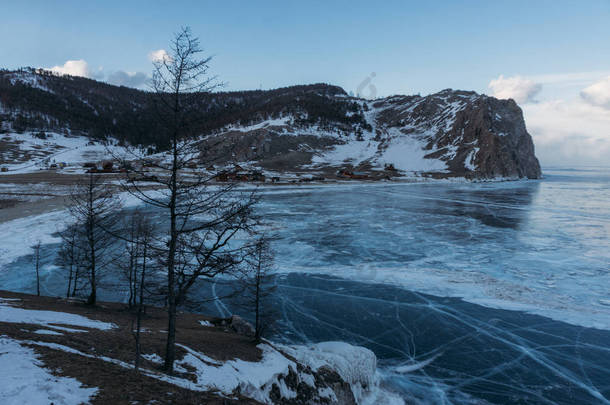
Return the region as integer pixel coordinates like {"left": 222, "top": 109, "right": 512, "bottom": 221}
{"left": 0, "top": 68, "right": 367, "bottom": 149}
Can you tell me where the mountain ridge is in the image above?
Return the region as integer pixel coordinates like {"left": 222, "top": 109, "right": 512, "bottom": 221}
{"left": 0, "top": 68, "right": 541, "bottom": 179}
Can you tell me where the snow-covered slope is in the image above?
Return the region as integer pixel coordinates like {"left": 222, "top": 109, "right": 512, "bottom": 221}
{"left": 0, "top": 131, "right": 130, "bottom": 174}
{"left": 202, "top": 90, "right": 541, "bottom": 179}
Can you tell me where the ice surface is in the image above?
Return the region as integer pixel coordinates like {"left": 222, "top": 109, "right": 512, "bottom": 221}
{"left": 255, "top": 169, "right": 610, "bottom": 331}
{"left": 1, "top": 167, "right": 608, "bottom": 404}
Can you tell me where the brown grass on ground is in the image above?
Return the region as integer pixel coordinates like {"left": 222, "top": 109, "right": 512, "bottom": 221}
{"left": 0, "top": 290, "right": 262, "bottom": 404}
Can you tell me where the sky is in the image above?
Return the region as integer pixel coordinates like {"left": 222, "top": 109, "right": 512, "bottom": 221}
{"left": 1, "top": 0, "right": 610, "bottom": 167}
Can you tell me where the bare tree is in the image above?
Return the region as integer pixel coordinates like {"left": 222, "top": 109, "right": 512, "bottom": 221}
{"left": 119, "top": 213, "right": 144, "bottom": 308}
{"left": 118, "top": 27, "right": 259, "bottom": 373}
{"left": 57, "top": 226, "right": 79, "bottom": 298}
{"left": 34, "top": 241, "right": 41, "bottom": 296}
{"left": 66, "top": 172, "right": 121, "bottom": 305}
{"left": 241, "top": 235, "right": 277, "bottom": 342}
{"left": 126, "top": 211, "right": 156, "bottom": 371}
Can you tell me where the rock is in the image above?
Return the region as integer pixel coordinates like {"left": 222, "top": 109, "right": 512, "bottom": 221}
{"left": 230, "top": 315, "right": 255, "bottom": 336}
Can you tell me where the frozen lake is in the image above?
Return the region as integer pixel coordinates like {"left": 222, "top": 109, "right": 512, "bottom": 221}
{"left": 1, "top": 167, "right": 609, "bottom": 404}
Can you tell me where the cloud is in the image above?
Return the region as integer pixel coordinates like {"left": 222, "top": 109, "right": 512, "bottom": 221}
{"left": 580, "top": 76, "right": 610, "bottom": 110}
{"left": 148, "top": 49, "right": 171, "bottom": 63}
{"left": 46, "top": 59, "right": 91, "bottom": 78}
{"left": 107, "top": 71, "right": 148, "bottom": 88}
{"left": 488, "top": 75, "right": 542, "bottom": 104}
{"left": 523, "top": 99, "right": 610, "bottom": 166}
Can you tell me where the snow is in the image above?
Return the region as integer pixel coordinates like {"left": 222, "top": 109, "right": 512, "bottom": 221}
{"left": 379, "top": 135, "right": 447, "bottom": 172}
{"left": 311, "top": 139, "right": 378, "bottom": 167}
{"left": 6, "top": 71, "right": 53, "bottom": 93}
{"left": 141, "top": 353, "right": 163, "bottom": 364}
{"left": 222, "top": 117, "right": 291, "bottom": 132}
{"left": 464, "top": 147, "right": 479, "bottom": 171}
{"left": 174, "top": 343, "right": 297, "bottom": 403}
{"left": 0, "top": 210, "right": 68, "bottom": 268}
{"left": 0, "top": 337, "right": 97, "bottom": 405}
{"left": 0, "top": 131, "right": 133, "bottom": 174}
{"left": 21, "top": 339, "right": 337, "bottom": 404}
{"left": 281, "top": 342, "right": 405, "bottom": 405}
{"left": 33, "top": 329, "right": 63, "bottom": 336}
{"left": 0, "top": 301, "right": 116, "bottom": 331}
{"left": 285, "top": 341, "right": 377, "bottom": 388}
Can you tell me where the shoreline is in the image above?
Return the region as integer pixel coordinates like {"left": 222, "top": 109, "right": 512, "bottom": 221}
{"left": 0, "top": 170, "right": 540, "bottom": 224}
{"left": 0, "top": 289, "right": 402, "bottom": 404}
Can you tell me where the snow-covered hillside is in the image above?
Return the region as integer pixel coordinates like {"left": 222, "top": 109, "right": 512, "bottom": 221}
{"left": 1, "top": 69, "right": 541, "bottom": 180}
{"left": 0, "top": 131, "right": 130, "bottom": 174}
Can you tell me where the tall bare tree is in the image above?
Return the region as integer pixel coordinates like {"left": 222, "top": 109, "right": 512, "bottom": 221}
{"left": 122, "top": 211, "right": 156, "bottom": 371}
{"left": 119, "top": 27, "right": 259, "bottom": 373}
{"left": 241, "top": 235, "right": 277, "bottom": 342}
{"left": 66, "top": 172, "right": 121, "bottom": 305}
{"left": 57, "top": 226, "right": 80, "bottom": 298}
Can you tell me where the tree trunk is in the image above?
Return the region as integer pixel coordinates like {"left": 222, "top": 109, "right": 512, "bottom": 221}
{"left": 135, "top": 243, "right": 148, "bottom": 371}
{"left": 35, "top": 243, "right": 41, "bottom": 297}
{"left": 163, "top": 133, "right": 179, "bottom": 373}
{"left": 66, "top": 262, "right": 73, "bottom": 299}
{"left": 87, "top": 176, "right": 97, "bottom": 305}
{"left": 72, "top": 266, "right": 79, "bottom": 297}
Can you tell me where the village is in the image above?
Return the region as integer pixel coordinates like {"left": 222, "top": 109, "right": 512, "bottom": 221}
{"left": 1, "top": 157, "right": 402, "bottom": 184}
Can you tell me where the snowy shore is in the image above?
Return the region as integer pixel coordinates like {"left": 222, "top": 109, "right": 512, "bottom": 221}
{"left": 0, "top": 293, "right": 403, "bottom": 404}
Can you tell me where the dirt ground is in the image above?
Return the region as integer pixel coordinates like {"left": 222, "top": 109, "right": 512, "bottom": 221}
{"left": 0, "top": 290, "right": 263, "bottom": 404}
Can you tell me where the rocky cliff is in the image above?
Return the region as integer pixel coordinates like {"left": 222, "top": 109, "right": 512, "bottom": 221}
{"left": 0, "top": 68, "right": 540, "bottom": 179}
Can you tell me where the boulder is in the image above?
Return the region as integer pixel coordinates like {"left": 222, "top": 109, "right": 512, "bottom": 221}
{"left": 230, "top": 315, "right": 255, "bottom": 336}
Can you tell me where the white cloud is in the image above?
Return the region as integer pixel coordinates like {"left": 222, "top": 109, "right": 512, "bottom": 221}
{"left": 580, "top": 76, "right": 610, "bottom": 110}
{"left": 46, "top": 59, "right": 91, "bottom": 78}
{"left": 524, "top": 98, "right": 610, "bottom": 167}
{"left": 488, "top": 75, "right": 542, "bottom": 104}
{"left": 148, "top": 49, "right": 171, "bottom": 63}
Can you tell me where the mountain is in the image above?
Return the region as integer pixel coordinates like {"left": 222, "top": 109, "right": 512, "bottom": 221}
{"left": 0, "top": 68, "right": 541, "bottom": 179}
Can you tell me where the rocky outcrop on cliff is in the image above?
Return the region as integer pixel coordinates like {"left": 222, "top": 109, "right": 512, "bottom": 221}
{"left": 369, "top": 89, "right": 541, "bottom": 179}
